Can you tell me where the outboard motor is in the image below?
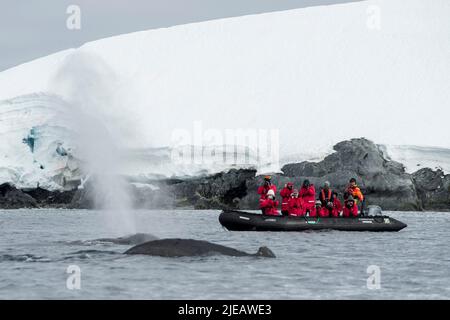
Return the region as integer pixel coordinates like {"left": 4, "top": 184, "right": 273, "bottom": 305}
{"left": 367, "top": 205, "right": 383, "bottom": 217}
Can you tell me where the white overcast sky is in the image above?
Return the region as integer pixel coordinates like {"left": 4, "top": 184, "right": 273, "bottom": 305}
{"left": 0, "top": 0, "right": 360, "bottom": 71}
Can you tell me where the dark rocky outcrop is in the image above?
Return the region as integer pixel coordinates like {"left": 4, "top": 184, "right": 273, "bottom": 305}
{"left": 412, "top": 168, "right": 450, "bottom": 210}
{"left": 125, "top": 168, "right": 256, "bottom": 209}
{"left": 169, "top": 169, "right": 256, "bottom": 209}
{"left": 22, "top": 187, "right": 76, "bottom": 208}
{"left": 68, "top": 186, "right": 95, "bottom": 209}
{"left": 0, "top": 138, "right": 448, "bottom": 211}
{"left": 0, "top": 183, "right": 38, "bottom": 209}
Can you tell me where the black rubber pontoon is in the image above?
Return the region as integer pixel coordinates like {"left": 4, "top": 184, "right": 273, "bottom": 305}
{"left": 219, "top": 210, "right": 407, "bottom": 232}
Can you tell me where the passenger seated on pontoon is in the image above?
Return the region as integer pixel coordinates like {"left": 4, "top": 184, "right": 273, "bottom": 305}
{"left": 280, "top": 182, "right": 294, "bottom": 216}
{"left": 330, "top": 192, "right": 343, "bottom": 217}
{"left": 318, "top": 201, "right": 330, "bottom": 217}
{"left": 257, "top": 175, "right": 277, "bottom": 213}
{"left": 260, "top": 189, "right": 280, "bottom": 216}
{"left": 299, "top": 179, "right": 316, "bottom": 216}
{"left": 343, "top": 195, "right": 358, "bottom": 217}
{"left": 313, "top": 200, "right": 322, "bottom": 217}
{"left": 319, "top": 190, "right": 342, "bottom": 217}
{"left": 287, "top": 189, "right": 303, "bottom": 216}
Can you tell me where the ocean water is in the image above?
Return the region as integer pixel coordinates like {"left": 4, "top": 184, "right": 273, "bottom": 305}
{"left": 0, "top": 209, "right": 448, "bottom": 299}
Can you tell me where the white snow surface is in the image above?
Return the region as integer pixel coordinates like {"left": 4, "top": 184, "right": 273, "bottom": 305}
{"left": 0, "top": 0, "right": 449, "bottom": 189}
{"left": 381, "top": 144, "right": 450, "bottom": 174}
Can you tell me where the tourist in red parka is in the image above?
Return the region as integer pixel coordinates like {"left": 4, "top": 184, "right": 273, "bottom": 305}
{"left": 257, "top": 175, "right": 277, "bottom": 213}
{"left": 318, "top": 203, "right": 330, "bottom": 217}
{"left": 260, "top": 189, "right": 280, "bottom": 216}
{"left": 280, "top": 182, "right": 294, "bottom": 216}
{"left": 287, "top": 189, "right": 303, "bottom": 216}
{"left": 319, "top": 183, "right": 343, "bottom": 217}
{"left": 299, "top": 179, "right": 316, "bottom": 216}
{"left": 330, "top": 192, "right": 343, "bottom": 217}
{"left": 310, "top": 200, "right": 321, "bottom": 217}
{"left": 318, "top": 198, "right": 343, "bottom": 217}
{"left": 343, "top": 196, "right": 358, "bottom": 217}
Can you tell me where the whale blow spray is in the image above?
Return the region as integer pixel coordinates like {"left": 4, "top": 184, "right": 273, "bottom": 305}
{"left": 49, "top": 51, "right": 137, "bottom": 235}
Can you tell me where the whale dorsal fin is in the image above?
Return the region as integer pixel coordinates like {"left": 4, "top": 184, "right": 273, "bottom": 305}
{"left": 256, "top": 246, "right": 276, "bottom": 258}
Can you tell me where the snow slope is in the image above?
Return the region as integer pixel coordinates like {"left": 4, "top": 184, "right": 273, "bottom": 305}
{"left": 381, "top": 144, "right": 450, "bottom": 174}
{"left": 0, "top": 0, "right": 449, "bottom": 189}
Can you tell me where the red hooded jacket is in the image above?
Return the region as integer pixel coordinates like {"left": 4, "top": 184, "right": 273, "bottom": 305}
{"left": 280, "top": 185, "right": 293, "bottom": 211}
{"left": 318, "top": 207, "right": 330, "bottom": 217}
{"left": 287, "top": 197, "right": 303, "bottom": 216}
{"left": 257, "top": 185, "right": 277, "bottom": 208}
{"left": 343, "top": 201, "right": 358, "bottom": 217}
{"left": 299, "top": 185, "right": 316, "bottom": 214}
{"left": 331, "top": 198, "right": 343, "bottom": 217}
{"left": 260, "top": 198, "right": 280, "bottom": 216}
{"left": 320, "top": 197, "right": 343, "bottom": 217}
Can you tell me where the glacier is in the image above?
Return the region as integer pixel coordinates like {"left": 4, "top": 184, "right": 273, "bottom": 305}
{"left": 0, "top": 0, "right": 449, "bottom": 190}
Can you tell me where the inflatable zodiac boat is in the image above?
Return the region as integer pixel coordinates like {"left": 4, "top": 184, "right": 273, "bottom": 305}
{"left": 219, "top": 206, "right": 407, "bottom": 232}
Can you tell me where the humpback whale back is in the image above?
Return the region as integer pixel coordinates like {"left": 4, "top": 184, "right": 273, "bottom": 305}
{"left": 94, "top": 233, "right": 158, "bottom": 245}
{"left": 124, "top": 238, "right": 276, "bottom": 258}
